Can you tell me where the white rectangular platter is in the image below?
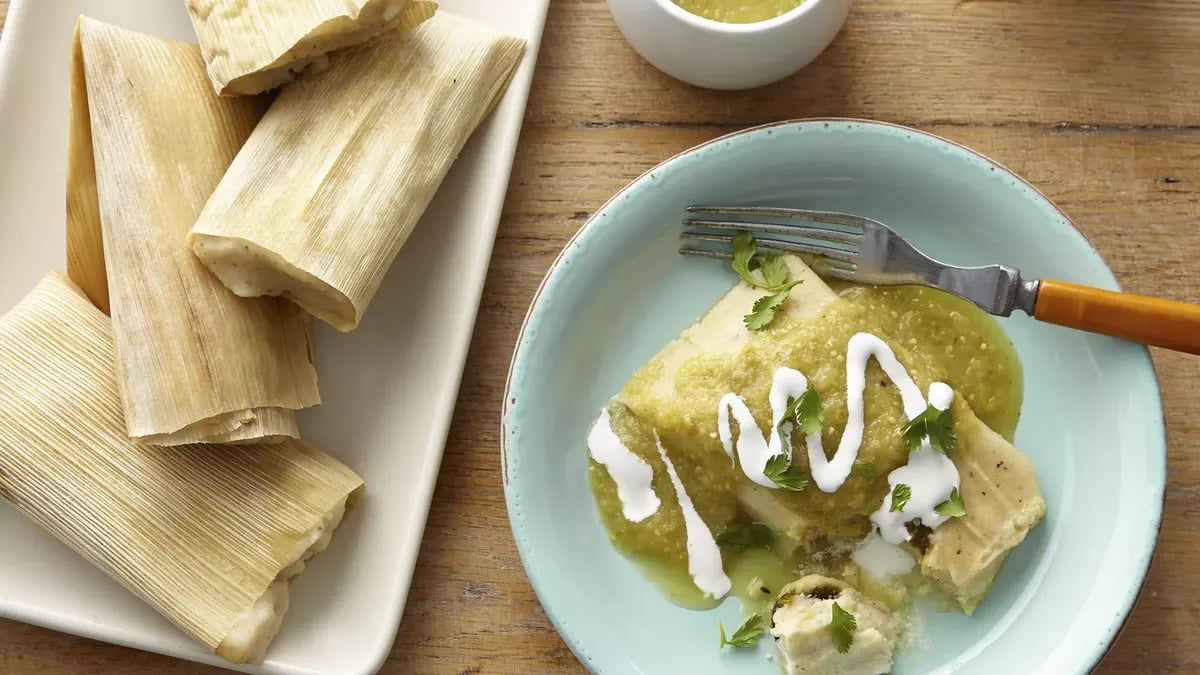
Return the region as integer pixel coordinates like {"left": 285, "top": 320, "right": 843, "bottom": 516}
{"left": 0, "top": 1, "right": 548, "bottom": 673}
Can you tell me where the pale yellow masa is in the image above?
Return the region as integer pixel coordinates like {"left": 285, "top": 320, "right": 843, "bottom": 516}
{"left": 771, "top": 575, "right": 896, "bottom": 675}
{"left": 218, "top": 499, "right": 349, "bottom": 662}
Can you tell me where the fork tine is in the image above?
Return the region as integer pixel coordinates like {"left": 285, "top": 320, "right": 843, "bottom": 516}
{"left": 678, "top": 245, "right": 860, "bottom": 278}
{"left": 682, "top": 219, "right": 861, "bottom": 246}
{"left": 678, "top": 245, "right": 732, "bottom": 260}
{"left": 679, "top": 232, "right": 859, "bottom": 266}
{"left": 818, "top": 265, "right": 858, "bottom": 281}
{"left": 686, "top": 206, "right": 877, "bottom": 231}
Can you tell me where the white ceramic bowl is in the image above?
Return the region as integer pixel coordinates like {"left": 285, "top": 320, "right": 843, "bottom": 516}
{"left": 606, "top": 0, "right": 852, "bottom": 90}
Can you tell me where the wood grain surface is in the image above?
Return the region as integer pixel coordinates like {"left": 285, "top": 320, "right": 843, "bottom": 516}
{"left": 2, "top": 0, "right": 1199, "bottom": 673}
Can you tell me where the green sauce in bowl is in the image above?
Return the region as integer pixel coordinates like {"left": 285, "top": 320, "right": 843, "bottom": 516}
{"left": 672, "top": 0, "right": 805, "bottom": 23}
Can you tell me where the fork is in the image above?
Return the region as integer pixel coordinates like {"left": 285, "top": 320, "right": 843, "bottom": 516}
{"left": 680, "top": 205, "right": 1200, "bottom": 355}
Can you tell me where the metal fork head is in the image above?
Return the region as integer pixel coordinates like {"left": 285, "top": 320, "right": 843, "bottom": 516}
{"left": 680, "top": 205, "right": 1037, "bottom": 317}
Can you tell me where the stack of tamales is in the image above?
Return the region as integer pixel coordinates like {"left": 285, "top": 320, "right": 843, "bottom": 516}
{"left": 0, "top": 1, "right": 525, "bottom": 665}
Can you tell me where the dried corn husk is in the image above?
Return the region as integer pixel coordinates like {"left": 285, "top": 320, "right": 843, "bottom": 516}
{"left": 0, "top": 271, "right": 364, "bottom": 664}
{"left": 70, "top": 17, "right": 321, "bottom": 445}
{"left": 186, "top": 0, "right": 435, "bottom": 96}
{"left": 189, "top": 8, "right": 526, "bottom": 331}
{"left": 65, "top": 22, "right": 107, "bottom": 314}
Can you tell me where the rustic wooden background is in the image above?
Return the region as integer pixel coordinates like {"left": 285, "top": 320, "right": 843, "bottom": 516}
{"left": 2, "top": 0, "right": 1198, "bottom": 673}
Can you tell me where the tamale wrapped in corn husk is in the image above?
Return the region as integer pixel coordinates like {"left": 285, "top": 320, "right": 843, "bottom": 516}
{"left": 190, "top": 8, "right": 526, "bottom": 331}
{"left": 186, "top": 0, "right": 434, "bottom": 96}
{"left": 69, "top": 17, "right": 321, "bottom": 445}
{"left": 0, "top": 271, "right": 365, "bottom": 664}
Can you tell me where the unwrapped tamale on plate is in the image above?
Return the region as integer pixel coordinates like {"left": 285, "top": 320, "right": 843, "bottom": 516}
{"left": 68, "top": 17, "right": 321, "bottom": 445}
{"left": 0, "top": 271, "right": 364, "bottom": 664}
{"left": 190, "top": 8, "right": 526, "bottom": 331}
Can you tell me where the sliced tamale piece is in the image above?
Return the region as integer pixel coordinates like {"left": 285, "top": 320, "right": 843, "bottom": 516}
{"left": 73, "top": 17, "right": 320, "bottom": 445}
{"left": 0, "top": 271, "right": 364, "bottom": 664}
{"left": 918, "top": 403, "right": 1046, "bottom": 614}
{"left": 190, "top": 9, "right": 526, "bottom": 331}
{"left": 186, "top": 0, "right": 435, "bottom": 96}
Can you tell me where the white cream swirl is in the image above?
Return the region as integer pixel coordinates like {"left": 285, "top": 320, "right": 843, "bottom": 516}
{"left": 656, "top": 433, "right": 731, "bottom": 599}
{"left": 870, "top": 382, "right": 961, "bottom": 544}
{"left": 716, "top": 332, "right": 962, "bottom": 543}
{"left": 587, "top": 408, "right": 661, "bottom": 522}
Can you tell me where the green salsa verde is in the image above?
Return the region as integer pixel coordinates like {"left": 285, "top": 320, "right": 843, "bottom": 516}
{"left": 672, "top": 0, "right": 805, "bottom": 24}
{"left": 587, "top": 284, "right": 1022, "bottom": 608}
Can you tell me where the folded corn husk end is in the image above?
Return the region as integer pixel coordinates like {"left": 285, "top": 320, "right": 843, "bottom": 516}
{"left": 189, "top": 10, "right": 525, "bottom": 330}
{"left": 0, "top": 271, "right": 364, "bottom": 664}
{"left": 190, "top": 233, "right": 357, "bottom": 332}
{"left": 217, "top": 482, "right": 366, "bottom": 663}
{"left": 137, "top": 406, "right": 299, "bottom": 447}
{"left": 188, "top": 0, "right": 438, "bottom": 96}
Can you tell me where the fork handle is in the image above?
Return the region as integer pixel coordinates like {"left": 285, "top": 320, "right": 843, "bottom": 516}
{"left": 1034, "top": 279, "right": 1200, "bottom": 354}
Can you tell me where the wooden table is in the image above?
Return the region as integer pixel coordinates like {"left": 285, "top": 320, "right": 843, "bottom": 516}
{"left": 2, "top": 1, "right": 1199, "bottom": 673}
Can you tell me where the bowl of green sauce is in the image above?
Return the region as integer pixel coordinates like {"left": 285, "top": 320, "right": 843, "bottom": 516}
{"left": 607, "top": 0, "right": 852, "bottom": 89}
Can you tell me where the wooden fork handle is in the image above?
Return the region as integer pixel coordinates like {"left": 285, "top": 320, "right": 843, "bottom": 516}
{"left": 1034, "top": 279, "right": 1200, "bottom": 354}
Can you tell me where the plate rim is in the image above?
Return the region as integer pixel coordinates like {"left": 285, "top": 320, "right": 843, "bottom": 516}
{"left": 501, "top": 117, "right": 1167, "bottom": 674}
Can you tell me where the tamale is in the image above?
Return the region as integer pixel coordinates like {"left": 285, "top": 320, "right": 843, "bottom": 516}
{"left": 190, "top": 8, "right": 526, "bottom": 331}
{"left": 0, "top": 271, "right": 364, "bottom": 664}
{"left": 186, "top": 0, "right": 434, "bottom": 96}
{"left": 70, "top": 17, "right": 321, "bottom": 445}
{"left": 612, "top": 256, "right": 1046, "bottom": 612}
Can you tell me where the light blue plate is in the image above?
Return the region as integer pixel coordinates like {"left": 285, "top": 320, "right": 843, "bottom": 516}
{"left": 502, "top": 120, "right": 1165, "bottom": 675}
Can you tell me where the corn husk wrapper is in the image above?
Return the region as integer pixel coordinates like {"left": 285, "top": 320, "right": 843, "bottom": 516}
{"left": 65, "top": 23, "right": 107, "bottom": 314}
{"left": 186, "top": 0, "right": 431, "bottom": 96}
{"left": 0, "top": 272, "right": 365, "bottom": 664}
{"left": 68, "top": 17, "right": 321, "bottom": 445}
{"left": 189, "top": 8, "right": 526, "bottom": 331}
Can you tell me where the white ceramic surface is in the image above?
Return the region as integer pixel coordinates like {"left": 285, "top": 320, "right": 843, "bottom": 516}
{"left": 0, "top": 1, "right": 547, "bottom": 673}
{"left": 606, "top": 0, "right": 852, "bottom": 90}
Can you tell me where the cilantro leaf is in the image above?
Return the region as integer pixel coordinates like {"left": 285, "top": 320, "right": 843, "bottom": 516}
{"left": 854, "top": 461, "right": 876, "bottom": 482}
{"left": 716, "top": 523, "right": 775, "bottom": 549}
{"left": 776, "top": 396, "right": 803, "bottom": 451}
{"left": 730, "top": 232, "right": 806, "bottom": 330}
{"left": 719, "top": 613, "right": 765, "bottom": 648}
{"left": 757, "top": 254, "right": 790, "bottom": 289}
{"left": 889, "top": 483, "right": 911, "bottom": 512}
{"left": 794, "top": 386, "right": 824, "bottom": 436}
{"left": 935, "top": 487, "right": 966, "bottom": 517}
{"left": 901, "top": 404, "right": 957, "bottom": 454}
{"left": 731, "top": 231, "right": 758, "bottom": 287}
{"left": 829, "top": 602, "right": 857, "bottom": 654}
{"left": 743, "top": 288, "right": 792, "bottom": 331}
{"left": 763, "top": 454, "right": 809, "bottom": 491}
{"left": 776, "top": 386, "right": 824, "bottom": 450}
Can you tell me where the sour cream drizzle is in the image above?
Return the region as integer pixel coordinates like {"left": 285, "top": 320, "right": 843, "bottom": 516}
{"left": 587, "top": 409, "right": 661, "bottom": 522}
{"left": 717, "top": 367, "right": 810, "bottom": 488}
{"left": 717, "top": 332, "right": 962, "bottom": 543}
{"left": 655, "top": 433, "right": 732, "bottom": 599}
{"left": 870, "top": 382, "right": 960, "bottom": 545}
